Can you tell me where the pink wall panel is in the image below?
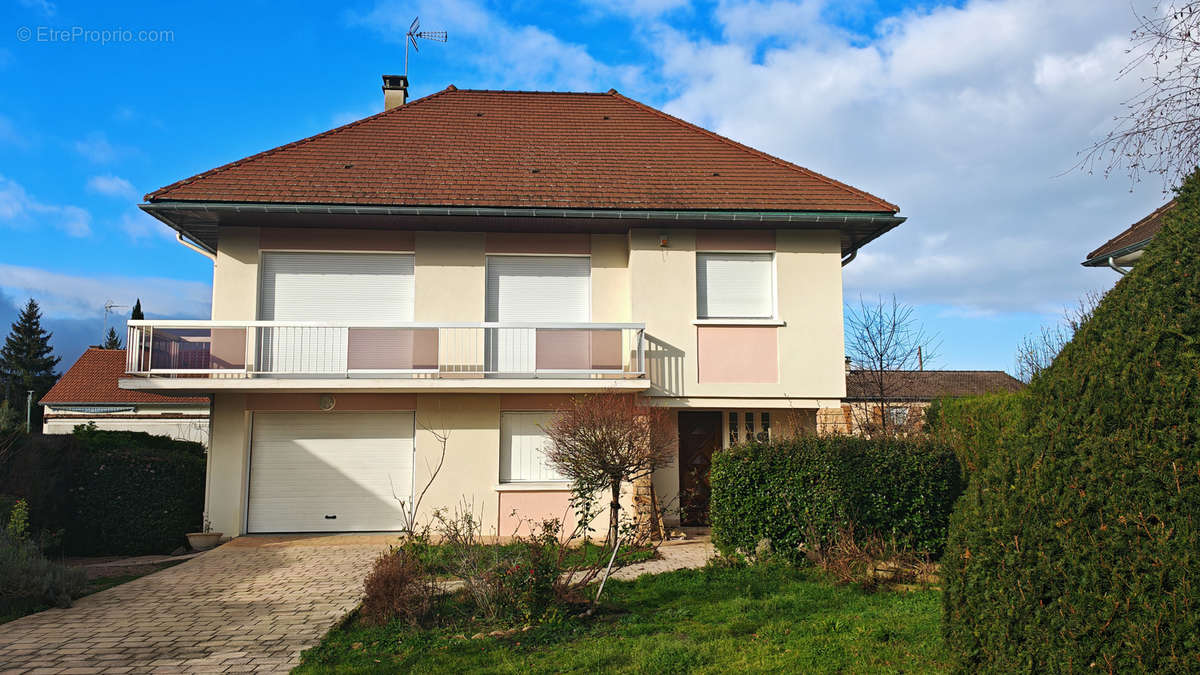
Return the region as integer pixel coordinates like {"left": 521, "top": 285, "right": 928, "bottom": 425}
{"left": 694, "top": 229, "right": 775, "bottom": 251}
{"left": 696, "top": 326, "right": 778, "bottom": 383}
{"left": 246, "top": 393, "right": 417, "bottom": 411}
{"left": 484, "top": 232, "right": 590, "bottom": 254}
{"left": 259, "top": 228, "right": 415, "bottom": 251}
{"left": 498, "top": 490, "right": 577, "bottom": 538}
{"left": 347, "top": 328, "right": 439, "bottom": 371}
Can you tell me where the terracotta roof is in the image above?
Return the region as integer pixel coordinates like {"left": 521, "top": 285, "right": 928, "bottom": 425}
{"left": 845, "top": 370, "right": 1025, "bottom": 401}
{"left": 1084, "top": 200, "right": 1176, "bottom": 265}
{"left": 40, "top": 349, "right": 208, "bottom": 406}
{"left": 145, "top": 87, "right": 898, "bottom": 213}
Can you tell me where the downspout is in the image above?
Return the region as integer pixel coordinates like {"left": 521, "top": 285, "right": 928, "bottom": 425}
{"left": 1107, "top": 256, "right": 1129, "bottom": 276}
{"left": 177, "top": 232, "right": 216, "bottom": 261}
{"left": 841, "top": 249, "right": 858, "bottom": 267}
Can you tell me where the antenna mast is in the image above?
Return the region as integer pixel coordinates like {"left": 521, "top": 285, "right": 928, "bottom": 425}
{"left": 404, "top": 16, "right": 447, "bottom": 78}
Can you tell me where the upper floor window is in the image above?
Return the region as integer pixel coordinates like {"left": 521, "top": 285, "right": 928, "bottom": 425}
{"left": 695, "top": 252, "right": 775, "bottom": 319}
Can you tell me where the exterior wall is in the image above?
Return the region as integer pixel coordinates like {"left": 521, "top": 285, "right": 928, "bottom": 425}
{"left": 824, "top": 401, "right": 932, "bottom": 436}
{"left": 630, "top": 228, "right": 846, "bottom": 405}
{"left": 42, "top": 403, "right": 210, "bottom": 444}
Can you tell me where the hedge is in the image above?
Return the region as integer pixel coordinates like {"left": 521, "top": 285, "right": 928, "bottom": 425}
{"left": 925, "top": 391, "right": 1028, "bottom": 476}
{"left": 942, "top": 171, "right": 1200, "bottom": 672}
{"left": 710, "top": 436, "right": 963, "bottom": 562}
{"left": 0, "top": 429, "right": 205, "bottom": 556}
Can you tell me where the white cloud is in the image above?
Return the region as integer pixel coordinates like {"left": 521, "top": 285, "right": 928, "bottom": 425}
{"left": 0, "top": 175, "right": 91, "bottom": 237}
{"left": 649, "top": 0, "right": 1161, "bottom": 314}
{"left": 86, "top": 174, "right": 138, "bottom": 201}
{"left": 119, "top": 209, "right": 175, "bottom": 243}
{"left": 349, "top": 0, "right": 644, "bottom": 92}
{"left": 0, "top": 263, "right": 211, "bottom": 320}
{"left": 18, "top": 0, "right": 55, "bottom": 16}
{"left": 73, "top": 132, "right": 123, "bottom": 163}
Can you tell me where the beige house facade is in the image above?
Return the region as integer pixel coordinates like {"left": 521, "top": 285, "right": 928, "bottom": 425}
{"left": 121, "top": 81, "right": 903, "bottom": 538}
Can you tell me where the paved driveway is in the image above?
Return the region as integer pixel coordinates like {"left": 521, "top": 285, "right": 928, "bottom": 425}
{"left": 0, "top": 536, "right": 392, "bottom": 674}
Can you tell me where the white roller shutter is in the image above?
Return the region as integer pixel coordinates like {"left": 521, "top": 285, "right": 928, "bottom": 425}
{"left": 500, "top": 412, "right": 566, "bottom": 483}
{"left": 247, "top": 412, "right": 415, "bottom": 533}
{"left": 485, "top": 256, "right": 590, "bottom": 373}
{"left": 259, "top": 252, "right": 415, "bottom": 374}
{"left": 696, "top": 252, "right": 774, "bottom": 319}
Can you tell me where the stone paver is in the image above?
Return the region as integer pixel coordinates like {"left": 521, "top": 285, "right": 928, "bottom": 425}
{"left": 0, "top": 535, "right": 392, "bottom": 674}
{"left": 612, "top": 537, "right": 714, "bottom": 580}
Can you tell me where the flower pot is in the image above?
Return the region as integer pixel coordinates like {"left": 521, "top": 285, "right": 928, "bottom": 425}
{"left": 186, "top": 532, "right": 224, "bottom": 551}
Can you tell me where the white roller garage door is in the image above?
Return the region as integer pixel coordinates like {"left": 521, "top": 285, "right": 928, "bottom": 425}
{"left": 247, "top": 412, "right": 414, "bottom": 533}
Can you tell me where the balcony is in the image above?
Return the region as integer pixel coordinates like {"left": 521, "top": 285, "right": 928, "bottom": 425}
{"left": 121, "top": 320, "right": 648, "bottom": 393}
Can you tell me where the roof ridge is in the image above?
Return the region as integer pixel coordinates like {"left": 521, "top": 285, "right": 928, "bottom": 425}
{"left": 605, "top": 90, "right": 899, "bottom": 213}
{"left": 144, "top": 86, "right": 462, "bottom": 202}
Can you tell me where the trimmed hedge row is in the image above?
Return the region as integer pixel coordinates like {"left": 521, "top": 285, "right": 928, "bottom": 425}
{"left": 925, "top": 391, "right": 1027, "bottom": 475}
{"left": 710, "top": 436, "right": 962, "bottom": 562}
{"left": 942, "top": 171, "right": 1200, "bottom": 671}
{"left": 0, "top": 429, "right": 205, "bottom": 555}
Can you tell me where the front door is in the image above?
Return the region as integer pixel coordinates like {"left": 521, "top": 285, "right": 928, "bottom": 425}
{"left": 678, "top": 411, "right": 722, "bottom": 526}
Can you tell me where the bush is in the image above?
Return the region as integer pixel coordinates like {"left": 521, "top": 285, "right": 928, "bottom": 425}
{"left": 361, "top": 545, "right": 437, "bottom": 626}
{"left": 925, "top": 391, "right": 1028, "bottom": 476}
{"left": 942, "top": 172, "right": 1200, "bottom": 672}
{"left": 0, "top": 430, "right": 205, "bottom": 555}
{"left": 710, "top": 436, "right": 962, "bottom": 563}
{"left": 0, "top": 507, "right": 86, "bottom": 619}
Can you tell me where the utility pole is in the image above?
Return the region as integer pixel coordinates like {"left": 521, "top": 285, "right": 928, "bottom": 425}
{"left": 25, "top": 389, "right": 33, "bottom": 434}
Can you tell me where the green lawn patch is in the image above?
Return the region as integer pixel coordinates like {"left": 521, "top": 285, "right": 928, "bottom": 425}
{"left": 297, "top": 564, "right": 949, "bottom": 674}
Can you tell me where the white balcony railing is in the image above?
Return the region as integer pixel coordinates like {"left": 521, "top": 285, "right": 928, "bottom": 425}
{"left": 125, "top": 320, "right": 646, "bottom": 379}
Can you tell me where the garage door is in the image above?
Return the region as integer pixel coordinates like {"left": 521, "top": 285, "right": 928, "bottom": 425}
{"left": 247, "top": 412, "right": 414, "bottom": 533}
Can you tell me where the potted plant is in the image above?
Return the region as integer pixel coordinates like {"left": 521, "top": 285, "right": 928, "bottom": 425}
{"left": 186, "top": 516, "right": 223, "bottom": 551}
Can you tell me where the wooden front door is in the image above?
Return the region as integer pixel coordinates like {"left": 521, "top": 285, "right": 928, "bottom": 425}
{"left": 678, "top": 411, "right": 723, "bottom": 526}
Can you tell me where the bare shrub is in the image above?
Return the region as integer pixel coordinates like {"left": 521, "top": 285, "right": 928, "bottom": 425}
{"left": 802, "top": 524, "right": 938, "bottom": 592}
{"left": 360, "top": 545, "right": 438, "bottom": 626}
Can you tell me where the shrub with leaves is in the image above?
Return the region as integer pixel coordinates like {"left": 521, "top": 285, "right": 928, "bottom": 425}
{"left": 925, "top": 391, "right": 1028, "bottom": 476}
{"left": 942, "top": 170, "right": 1200, "bottom": 672}
{"left": 710, "top": 436, "right": 962, "bottom": 563}
{"left": 0, "top": 504, "right": 85, "bottom": 618}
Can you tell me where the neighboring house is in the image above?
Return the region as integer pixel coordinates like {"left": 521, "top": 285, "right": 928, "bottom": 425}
{"left": 822, "top": 368, "right": 1025, "bottom": 435}
{"left": 40, "top": 348, "right": 209, "bottom": 444}
{"left": 121, "top": 77, "right": 904, "bottom": 537}
{"left": 1082, "top": 200, "right": 1176, "bottom": 273}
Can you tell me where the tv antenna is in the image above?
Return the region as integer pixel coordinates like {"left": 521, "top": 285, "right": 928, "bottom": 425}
{"left": 405, "top": 16, "right": 447, "bottom": 78}
{"left": 102, "top": 300, "right": 130, "bottom": 338}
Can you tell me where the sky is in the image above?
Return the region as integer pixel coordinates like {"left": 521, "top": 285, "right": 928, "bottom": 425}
{"left": 0, "top": 0, "right": 1171, "bottom": 374}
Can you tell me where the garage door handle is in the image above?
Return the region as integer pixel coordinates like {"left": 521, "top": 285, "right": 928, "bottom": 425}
{"left": 324, "top": 515, "right": 337, "bottom": 519}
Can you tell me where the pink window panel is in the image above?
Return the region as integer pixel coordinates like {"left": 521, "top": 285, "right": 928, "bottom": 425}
{"left": 696, "top": 326, "right": 778, "bottom": 383}
{"left": 535, "top": 329, "right": 623, "bottom": 371}
{"left": 347, "top": 328, "right": 439, "bottom": 371}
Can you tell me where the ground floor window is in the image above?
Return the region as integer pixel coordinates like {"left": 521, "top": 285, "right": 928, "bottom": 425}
{"left": 725, "top": 410, "right": 772, "bottom": 447}
{"left": 499, "top": 412, "right": 567, "bottom": 483}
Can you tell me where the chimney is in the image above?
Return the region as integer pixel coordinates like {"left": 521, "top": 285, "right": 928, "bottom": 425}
{"left": 382, "top": 75, "right": 409, "bottom": 110}
{"left": 844, "top": 356, "right": 852, "bottom": 374}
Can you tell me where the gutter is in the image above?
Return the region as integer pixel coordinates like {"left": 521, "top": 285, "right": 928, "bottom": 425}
{"left": 1081, "top": 237, "right": 1153, "bottom": 267}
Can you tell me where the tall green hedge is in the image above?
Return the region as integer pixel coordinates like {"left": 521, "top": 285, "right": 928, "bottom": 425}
{"left": 0, "top": 429, "right": 205, "bottom": 555}
{"left": 942, "top": 172, "right": 1200, "bottom": 672}
{"left": 710, "top": 436, "right": 962, "bottom": 562}
{"left": 925, "top": 391, "right": 1028, "bottom": 475}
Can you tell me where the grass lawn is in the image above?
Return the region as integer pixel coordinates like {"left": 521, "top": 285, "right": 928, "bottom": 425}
{"left": 297, "top": 564, "right": 949, "bottom": 674}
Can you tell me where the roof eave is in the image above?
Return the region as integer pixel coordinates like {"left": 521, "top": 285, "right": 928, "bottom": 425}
{"left": 1081, "top": 237, "right": 1153, "bottom": 267}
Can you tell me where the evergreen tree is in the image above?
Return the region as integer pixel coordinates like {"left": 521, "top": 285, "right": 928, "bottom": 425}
{"left": 0, "top": 299, "right": 60, "bottom": 412}
{"left": 101, "top": 327, "right": 122, "bottom": 350}
{"left": 130, "top": 299, "right": 143, "bottom": 321}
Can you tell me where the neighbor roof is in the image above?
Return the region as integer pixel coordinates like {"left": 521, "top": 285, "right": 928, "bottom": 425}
{"left": 1083, "top": 200, "right": 1175, "bottom": 266}
{"left": 845, "top": 370, "right": 1024, "bottom": 401}
{"left": 40, "top": 349, "right": 208, "bottom": 406}
{"left": 145, "top": 87, "right": 898, "bottom": 213}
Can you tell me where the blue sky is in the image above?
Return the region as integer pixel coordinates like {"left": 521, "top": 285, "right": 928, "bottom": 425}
{"left": 0, "top": 0, "right": 1166, "bottom": 373}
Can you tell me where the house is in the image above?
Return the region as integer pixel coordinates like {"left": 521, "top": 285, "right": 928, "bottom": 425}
{"left": 40, "top": 348, "right": 209, "bottom": 444}
{"left": 1082, "top": 200, "right": 1176, "bottom": 273}
{"left": 120, "top": 76, "right": 904, "bottom": 537}
{"left": 822, "top": 368, "right": 1024, "bottom": 435}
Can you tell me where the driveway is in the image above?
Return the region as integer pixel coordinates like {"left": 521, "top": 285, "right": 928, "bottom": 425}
{"left": 0, "top": 536, "right": 392, "bottom": 674}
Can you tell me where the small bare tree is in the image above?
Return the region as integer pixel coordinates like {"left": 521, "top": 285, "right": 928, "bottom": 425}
{"left": 1013, "top": 290, "right": 1103, "bottom": 383}
{"left": 845, "top": 295, "right": 940, "bottom": 437}
{"left": 1079, "top": 2, "right": 1200, "bottom": 188}
{"left": 542, "top": 390, "right": 675, "bottom": 549}
{"left": 391, "top": 415, "right": 449, "bottom": 536}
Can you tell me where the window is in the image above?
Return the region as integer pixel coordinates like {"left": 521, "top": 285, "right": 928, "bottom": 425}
{"left": 724, "top": 410, "right": 774, "bottom": 447}
{"left": 886, "top": 406, "right": 909, "bottom": 427}
{"left": 500, "top": 412, "right": 567, "bottom": 483}
{"left": 696, "top": 252, "right": 774, "bottom": 319}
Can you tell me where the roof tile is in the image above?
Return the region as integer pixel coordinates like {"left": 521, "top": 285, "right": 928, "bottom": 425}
{"left": 40, "top": 349, "right": 208, "bottom": 406}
